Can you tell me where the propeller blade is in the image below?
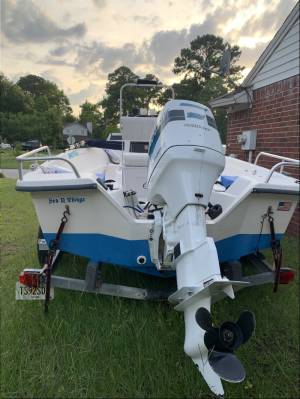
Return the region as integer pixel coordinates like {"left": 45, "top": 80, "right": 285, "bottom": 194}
{"left": 237, "top": 311, "right": 256, "bottom": 344}
{"left": 208, "top": 350, "right": 246, "bottom": 383}
{"left": 195, "top": 307, "right": 212, "bottom": 331}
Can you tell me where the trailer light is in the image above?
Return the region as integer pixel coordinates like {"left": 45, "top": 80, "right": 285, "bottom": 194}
{"left": 279, "top": 268, "right": 295, "bottom": 284}
{"left": 19, "top": 270, "right": 43, "bottom": 288}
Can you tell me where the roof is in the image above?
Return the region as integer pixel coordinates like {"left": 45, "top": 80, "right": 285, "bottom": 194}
{"left": 208, "top": 88, "right": 251, "bottom": 111}
{"left": 210, "top": 3, "right": 299, "bottom": 110}
{"left": 63, "top": 122, "right": 87, "bottom": 128}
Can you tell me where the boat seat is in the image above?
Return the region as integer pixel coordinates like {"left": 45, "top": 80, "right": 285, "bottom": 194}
{"left": 123, "top": 152, "right": 149, "bottom": 167}
{"left": 220, "top": 175, "right": 238, "bottom": 189}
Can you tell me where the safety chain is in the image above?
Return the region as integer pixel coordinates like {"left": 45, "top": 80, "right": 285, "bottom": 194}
{"left": 44, "top": 205, "right": 70, "bottom": 313}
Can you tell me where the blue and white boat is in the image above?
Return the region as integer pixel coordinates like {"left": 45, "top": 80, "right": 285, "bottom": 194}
{"left": 16, "top": 80, "right": 299, "bottom": 396}
{"left": 16, "top": 86, "right": 299, "bottom": 277}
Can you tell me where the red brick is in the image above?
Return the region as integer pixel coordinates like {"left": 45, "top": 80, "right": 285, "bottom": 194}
{"left": 226, "top": 75, "right": 300, "bottom": 236}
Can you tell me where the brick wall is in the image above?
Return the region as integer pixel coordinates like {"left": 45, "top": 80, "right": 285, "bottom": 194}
{"left": 226, "top": 75, "right": 299, "bottom": 236}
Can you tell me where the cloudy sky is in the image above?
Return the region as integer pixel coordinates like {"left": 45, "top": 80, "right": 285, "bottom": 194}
{"left": 1, "top": 0, "right": 298, "bottom": 114}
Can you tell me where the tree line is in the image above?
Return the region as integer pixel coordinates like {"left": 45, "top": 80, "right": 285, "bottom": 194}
{"left": 0, "top": 34, "right": 244, "bottom": 146}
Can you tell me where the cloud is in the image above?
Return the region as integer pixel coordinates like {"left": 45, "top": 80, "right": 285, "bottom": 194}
{"left": 40, "top": 0, "right": 298, "bottom": 90}
{"left": 144, "top": 2, "right": 242, "bottom": 68}
{"left": 68, "top": 83, "right": 103, "bottom": 105}
{"left": 40, "top": 69, "right": 63, "bottom": 86}
{"left": 92, "top": 0, "right": 106, "bottom": 8}
{"left": 39, "top": 57, "right": 75, "bottom": 67}
{"left": 226, "top": 0, "right": 297, "bottom": 42}
{"left": 50, "top": 45, "right": 72, "bottom": 57}
{"left": 132, "top": 15, "right": 161, "bottom": 27}
{"left": 1, "top": 0, "right": 86, "bottom": 43}
{"left": 147, "top": 29, "right": 188, "bottom": 66}
{"left": 144, "top": 7, "right": 228, "bottom": 67}
{"left": 144, "top": 0, "right": 298, "bottom": 70}
{"left": 73, "top": 41, "right": 147, "bottom": 73}
{"left": 239, "top": 42, "right": 267, "bottom": 67}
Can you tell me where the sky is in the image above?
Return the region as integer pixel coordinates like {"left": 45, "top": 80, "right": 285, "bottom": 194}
{"left": 0, "top": 0, "right": 298, "bottom": 115}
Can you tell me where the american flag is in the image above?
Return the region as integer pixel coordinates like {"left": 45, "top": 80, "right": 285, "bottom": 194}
{"left": 277, "top": 201, "right": 292, "bottom": 211}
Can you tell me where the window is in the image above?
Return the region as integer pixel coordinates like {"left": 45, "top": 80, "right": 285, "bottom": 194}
{"left": 111, "top": 134, "right": 122, "bottom": 141}
{"left": 167, "top": 109, "right": 185, "bottom": 123}
{"left": 180, "top": 102, "right": 205, "bottom": 110}
{"left": 187, "top": 112, "right": 204, "bottom": 120}
{"left": 206, "top": 115, "right": 217, "bottom": 129}
{"left": 130, "top": 142, "right": 149, "bottom": 153}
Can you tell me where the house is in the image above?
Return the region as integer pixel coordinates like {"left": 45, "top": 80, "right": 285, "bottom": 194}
{"left": 210, "top": 3, "right": 299, "bottom": 235}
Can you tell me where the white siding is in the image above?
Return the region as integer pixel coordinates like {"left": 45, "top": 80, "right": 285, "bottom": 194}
{"left": 252, "top": 19, "right": 299, "bottom": 89}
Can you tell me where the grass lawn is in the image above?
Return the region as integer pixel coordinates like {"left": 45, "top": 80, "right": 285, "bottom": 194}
{"left": 0, "top": 150, "right": 25, "bottom": 169}
{"left": 0, "top": 149, "right": 62, "bottom": 169}
{"left": 0, "top": 178, "right": 299, "bottom": 399}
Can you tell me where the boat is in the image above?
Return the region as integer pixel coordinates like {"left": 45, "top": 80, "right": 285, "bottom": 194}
{"left": 15, "top": 82, "right": 299, "bottom": 275}
{"left": 15, "top": 79, "right": 299, "bottom": 396}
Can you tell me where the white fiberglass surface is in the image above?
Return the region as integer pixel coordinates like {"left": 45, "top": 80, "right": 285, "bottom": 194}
{"left": 22, "top": 147, "right": 111, "bottom": 182}
{"left": 223, "top": 156, "right": 297, "bottom": 186}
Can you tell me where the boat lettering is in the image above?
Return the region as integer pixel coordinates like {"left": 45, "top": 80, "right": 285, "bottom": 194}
{"left": 49, "top": 196, "right": 86, "bottom": 204}
{"left": 67, "top": 150, "right": 79, "bottom": 159}
{"left": 184, "top": 123, "right": 202, "bottom": 128}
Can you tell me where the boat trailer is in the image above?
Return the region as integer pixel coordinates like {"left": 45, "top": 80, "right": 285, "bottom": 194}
{"left": 37, "top": 238, "right": 294, "bottom": 303}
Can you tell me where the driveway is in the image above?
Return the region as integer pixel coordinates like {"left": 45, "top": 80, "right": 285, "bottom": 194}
{"left": 0, "top": 169, "right": 28, "bottom": 179}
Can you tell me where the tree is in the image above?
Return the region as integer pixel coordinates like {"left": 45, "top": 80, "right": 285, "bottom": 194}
{"left": 0, "top": 73, "right": 33, "bottom": 113}
{"left": 173, "top": 34, "right": 243, "bottom": 85}
{"left": 158, "top": 35, "right": 245, "bottom": 143}
{"left": 100, "top": 66, "right": 162, "bottom": 125}
{"left": 0, "top": 109, "right": 64, "bottom": 145}
{"left": 17, "top": 74, "right": 73, "bottom": 119}
{"left": 79, "top": 101, "right": 105, "bottom": 138}
{"left": 100, "top": 66, "right": 138, "bottom": 124}
{"left": 0, "top": 73, "right": 67, "bottom": 146}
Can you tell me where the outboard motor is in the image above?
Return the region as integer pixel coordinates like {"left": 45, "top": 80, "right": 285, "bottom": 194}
{"left": 147, "top": 100, "right": 255, "bottom": 396}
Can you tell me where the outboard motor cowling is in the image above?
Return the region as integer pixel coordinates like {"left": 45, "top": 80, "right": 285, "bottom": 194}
{"left": 147, "top": 100, "right": 224, "bottom": 218}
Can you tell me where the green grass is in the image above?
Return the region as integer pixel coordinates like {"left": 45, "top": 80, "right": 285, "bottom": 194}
{"left": 1, "top": 178, "right": 299, "bottom": 399}
{"left": 0, "top": 149, "right": 61, "bottom": 169}
{"left": 0, "top": 150, "right": 23, "bottom": 169}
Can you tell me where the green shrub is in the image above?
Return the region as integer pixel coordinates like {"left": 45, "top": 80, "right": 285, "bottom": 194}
{"left": 14, "top": 143, "right": 22, "bottom": 156}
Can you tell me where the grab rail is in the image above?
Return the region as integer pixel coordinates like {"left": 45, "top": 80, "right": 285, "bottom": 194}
{"left": 16, "top": 147, "right": 81, "bottom": 180}
{"left": 265, "top": 161, "right": 300, "bottom": 183}
{"left": 254, "top": 151, "right": 300, "bottom": 178}
{"left": 254, "top": 151, "right": 299, "bottom": 166}
{"left": 17, "top": 145, "right": 52, "bottom": 159}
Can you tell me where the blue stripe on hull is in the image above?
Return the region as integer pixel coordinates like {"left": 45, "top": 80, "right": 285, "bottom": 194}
{"left": 216, "top": 233, "right": 283, "bottom": 263}
{"left": 43, "top": 232, "right": 283, "bottom": 277}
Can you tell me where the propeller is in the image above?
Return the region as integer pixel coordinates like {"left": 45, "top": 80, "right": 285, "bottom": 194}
{"left": 195, "top": 308, "right": 255, "bottom": 382}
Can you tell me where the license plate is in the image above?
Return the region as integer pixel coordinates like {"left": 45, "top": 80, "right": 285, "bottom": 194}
{"left": 15, "top": 282, "right": 54, "bottom": 300}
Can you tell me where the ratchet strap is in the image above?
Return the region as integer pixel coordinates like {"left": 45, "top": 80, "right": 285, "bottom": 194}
{"left": 44, "top": 205, "right": 70, "bottom": 312}
{"left": 268, "top": 212, "right": 283, "bottom": 293}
